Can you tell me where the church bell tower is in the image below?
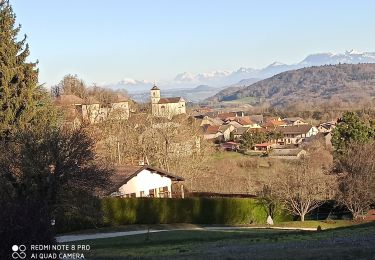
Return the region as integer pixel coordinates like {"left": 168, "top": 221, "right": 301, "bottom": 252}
{"left": 150, "top": 85, "right": 160, "bottom": 104}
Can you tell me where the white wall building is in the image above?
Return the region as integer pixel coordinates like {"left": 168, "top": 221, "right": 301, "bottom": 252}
{"left": 151, "top": 85, "right": 186, "bottom": 119}
{"left": 54, "top": 94, "right": 130, "bottom": 124}
{"left": 277, "top": 125, "right": 319, "bottom": 145}
{"left": 110, "top": 166, "right": 184, "bottom": 198}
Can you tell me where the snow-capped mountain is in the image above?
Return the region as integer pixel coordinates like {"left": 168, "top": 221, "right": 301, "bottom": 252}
{"left": 300, "top": 50, "right": 375, "bottom": 66}
{"left": 105, "top": 50, "right": 375, "bottom": 93}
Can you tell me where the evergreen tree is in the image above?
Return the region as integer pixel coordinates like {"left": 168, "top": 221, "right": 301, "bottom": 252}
{"left": 0, "top": 3, "right": 59, "bottom": 257}
{"left": 332, "top": 112, "right": 373, "bottom": 155}
{"left": 0, "top": 1, "right": 40, "bottom": 140}
{"left": 240, "top": 131, "right": 267, "bottom": 150}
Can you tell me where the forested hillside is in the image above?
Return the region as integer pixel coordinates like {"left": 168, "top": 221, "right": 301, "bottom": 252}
{"left": 207, "top": 64, "right": 375, "bottom": 107}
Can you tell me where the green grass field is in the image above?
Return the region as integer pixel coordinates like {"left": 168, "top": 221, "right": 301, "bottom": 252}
{"left": 66, "top": 221, "right": 375, "bottom": 260}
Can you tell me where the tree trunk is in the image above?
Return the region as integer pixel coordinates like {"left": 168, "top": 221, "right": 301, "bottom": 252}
{"left": 352, "top": 211, "right": 361, "bottom": 221}
{"left": 301, "top": 214, "right": 305, "bottom": 222}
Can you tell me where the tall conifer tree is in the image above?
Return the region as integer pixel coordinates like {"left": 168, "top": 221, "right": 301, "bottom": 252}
{"left": 0, "top": 0, "right": 39, "bottom": 139}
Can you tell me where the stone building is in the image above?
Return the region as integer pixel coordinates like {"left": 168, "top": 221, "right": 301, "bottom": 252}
{"left": 151, "top": 85, "right": 186, "bottom": 119}
{"left": 54, "top": 94, "right": 130, "bottom": 125}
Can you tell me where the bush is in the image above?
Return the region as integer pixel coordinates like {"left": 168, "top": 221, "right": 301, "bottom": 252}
{"left": 55, "top": 191, "right": 106, "bottom": 233}
{"left": 102, "top": 197, "right": 291, "bottom": 226}
{"left": 0, "top": 198, "right": 56, "bottom": 259}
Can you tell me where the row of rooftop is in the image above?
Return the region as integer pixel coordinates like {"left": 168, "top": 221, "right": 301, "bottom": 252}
{"left": 192, "top": 110, "right": 336, "bottom": 156}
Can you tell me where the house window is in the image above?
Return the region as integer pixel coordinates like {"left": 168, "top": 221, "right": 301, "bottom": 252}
{"left": 158, "top": 186, "right": 169, "bottom": 198}
{"left": 140, "top": 191, "right": 145, "bottom": 197}
{"left": 163, "top": 186, "right": 169, "bottom": 194}
{"left": 158, "top": 187, "right": 164, "bottom": 197}
{"left": 130, "top": 193, "right": 136, "bottom": 198}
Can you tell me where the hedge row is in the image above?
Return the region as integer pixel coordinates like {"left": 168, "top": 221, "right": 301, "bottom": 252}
{"left": 102, "top": 197, "right": 291, "bottom": 225}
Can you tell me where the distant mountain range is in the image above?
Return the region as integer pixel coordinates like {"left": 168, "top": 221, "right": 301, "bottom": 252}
{"left": 128, "top": 78, "right": 262, "bottom": 103}
{"left": 104, "top": 50, "right": 375, "bottom": 96}
{"left": 206, "top": 63, "right": 375, "bottom": 106}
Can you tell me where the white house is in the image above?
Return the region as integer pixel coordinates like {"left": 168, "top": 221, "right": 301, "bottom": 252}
{"left": 318, "top": 121, "right": 336, "bottom": 133}
{"left": 109, "top": 165, "right": 184, "bottom": 198}
{"left": 276, "top": 125, "right": 319, "bottom": 145}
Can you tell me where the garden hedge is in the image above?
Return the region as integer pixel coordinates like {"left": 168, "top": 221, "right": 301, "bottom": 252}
{"left": 102, "top": 197, "right": 291, "bottom": 226}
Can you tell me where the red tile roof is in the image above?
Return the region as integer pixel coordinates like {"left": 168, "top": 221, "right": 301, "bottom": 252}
{"left": 158, "top": 97, "right": 182, "bottom": 104}
{"left": 233, "top": 116, "right": 253, "bottom": 125}
{"left": 217, "top": 112, "right": 237, "bottom": 120}
{"left": 204, "top": 125, "right": 220, "bottom": 134}
{"left": 262, "top": 120, "right": 286, "bottom": 128}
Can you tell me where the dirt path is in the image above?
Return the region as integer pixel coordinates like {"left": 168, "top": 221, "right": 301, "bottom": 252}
{"left": 56, "top": 226, "right": 316, "bottom": 243}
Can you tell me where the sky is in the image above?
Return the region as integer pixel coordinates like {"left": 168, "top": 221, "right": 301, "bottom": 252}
{"left": 11, "top": 0, "right": 375, "bottom": 86}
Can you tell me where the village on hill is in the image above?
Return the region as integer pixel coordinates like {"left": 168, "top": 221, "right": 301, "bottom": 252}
{"left": 2, "top": 2, "right": 375, "bottom": 259}
{"left": 51, "top": 82, "right": 342, "bottom": 199}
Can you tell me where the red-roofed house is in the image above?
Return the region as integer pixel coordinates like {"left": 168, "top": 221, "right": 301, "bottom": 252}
{"left": 262, "top": 119, "right": 287, "bottom": 129}
{"left": 203, "top": 125, "right": 222, "bottom": 140}
{"left": 217, "top": 112, "right": 237, "bottom": 121}
{"left": 254, "top": 143, "right": 275, "bottom": 151}
{"left": 203, "top": 124, "right": 235, "bottom": 141}
{"left": 229, "top": 116, "right": 262, "bottom": 128}
{"left": 220, "top": 141, "right": 240, "bottom": 151}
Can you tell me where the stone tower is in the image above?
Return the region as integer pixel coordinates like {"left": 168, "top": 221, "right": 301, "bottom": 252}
{"left": 150, "top": 85, "right": 160, "bottom": 104}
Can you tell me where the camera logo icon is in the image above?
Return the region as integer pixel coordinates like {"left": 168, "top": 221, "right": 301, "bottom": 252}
{"left": 12, "top": 245, "right": 26, "bottom": 259}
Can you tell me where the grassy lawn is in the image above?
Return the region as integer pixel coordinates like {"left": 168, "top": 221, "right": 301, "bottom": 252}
{"left": 59, "top": 223, "right": 200, "bottom": 235}
{"left": 275, "top": 220, "right": 355, "bottom": 229}
{"left": 64, "top": 221, "right": 375, "bottom": 260}
{"left": 59, "top": 220, "right": 354, "bottom": 236}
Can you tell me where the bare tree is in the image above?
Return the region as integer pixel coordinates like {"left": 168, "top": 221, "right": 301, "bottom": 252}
{"left": 335, "top": 142, "right": 375, "bottom": 220}
{"left": 57, "top": 74, "right": 87, "bottom": 98}
{"left": 91, "top": 113, "right": 216, "bottom": 193}
{"left": 257, "top": 184, "right": 279, "bottom": 219}
{"left": 272, "top": 158, "right": 335, "bottom": 221}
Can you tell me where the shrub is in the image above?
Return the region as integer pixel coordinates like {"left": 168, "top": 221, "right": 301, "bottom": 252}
{"left": 0, "top": 198, "right": 56, "bottom": 259}
{"left": 102, "top": 197, "right": 291, "bottom": 226}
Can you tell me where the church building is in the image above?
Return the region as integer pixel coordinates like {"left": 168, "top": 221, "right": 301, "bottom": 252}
{"left": 151, "top": 85, "right": 186, "bottom": 118}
